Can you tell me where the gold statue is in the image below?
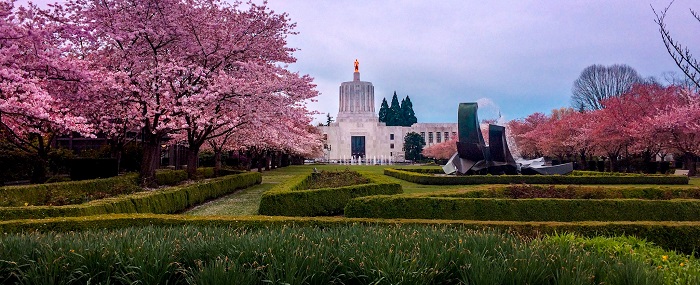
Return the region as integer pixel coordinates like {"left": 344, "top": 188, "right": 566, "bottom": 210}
{"left": 354, "top": 59, "right": 359, "bottom": 72}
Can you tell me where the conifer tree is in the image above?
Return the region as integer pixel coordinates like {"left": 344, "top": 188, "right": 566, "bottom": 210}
{"left": 388, "top": 91, "right": 402, "bottom": 126}
{"left": 378, "top": 98, "right": 389, "bottom": 123}
{"left": 402, "top": 95, "right": 418, "bottom": 126}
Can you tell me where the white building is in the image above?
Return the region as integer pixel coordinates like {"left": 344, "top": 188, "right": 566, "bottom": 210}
{"left": 318, "top": 62, "right": 457, "bottom": 162}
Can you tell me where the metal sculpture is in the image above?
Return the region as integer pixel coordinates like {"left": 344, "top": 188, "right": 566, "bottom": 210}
{"left": 442, "top": 102, "right": 573, "bottom": 175}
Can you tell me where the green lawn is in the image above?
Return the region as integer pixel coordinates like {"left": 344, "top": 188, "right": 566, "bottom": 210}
{"left": 185, "top": 164, "right": 700, "bottom": 216}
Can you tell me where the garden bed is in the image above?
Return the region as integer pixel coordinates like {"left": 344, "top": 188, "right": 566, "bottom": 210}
{"left": 3, "top": 223, "right": 687, "bottom": 284}
{"left": 385, "top": 168, "right": 690, "bottom": 185}
{"left": 258, "top": 171, "right": 402, "bottom": 216}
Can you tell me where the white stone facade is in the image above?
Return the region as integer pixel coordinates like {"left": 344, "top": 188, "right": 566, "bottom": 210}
{"left": 318, "top": 66, "right": 457, "bottom": 162}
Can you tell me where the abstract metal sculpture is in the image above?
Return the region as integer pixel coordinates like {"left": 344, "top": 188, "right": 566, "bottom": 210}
{"left": 442, "top": 102, "right": 573, "bottom": 175}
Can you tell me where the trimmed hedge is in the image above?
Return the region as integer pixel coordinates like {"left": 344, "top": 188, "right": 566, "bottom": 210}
{"left": 1, "top": 214, "right": 699, "bottom": 255}
{"left": 0, "top": 167, "right": 231, "bottom": 207}
{"left": 345, "top": 194, "right": 700, "bottom": 222}
{"left": 436, "top": 184, "right": 700, "bottom": 200}
{"left": 0, "top": 175, "right": 141, "bottom": 207}
{"left": 0, "top": 172, "right": 261, "bottom": 220}
{"left": 386, "top": 168, "right": 690, "bottom": 185}
{"left": 258, "top": 171, "right": 402, "bottom": 216}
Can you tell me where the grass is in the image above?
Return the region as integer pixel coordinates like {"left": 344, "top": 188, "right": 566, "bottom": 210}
{"left": 2, "top": 224, "right": 693, "bottom": 284}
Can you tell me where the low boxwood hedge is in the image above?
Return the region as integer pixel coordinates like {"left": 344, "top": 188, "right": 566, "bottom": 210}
{"left": 0, "top": 172, "right": 261, "bottom": 220}
{"left": 258, "top": 171, "right": 402, "bottom": 216}
{"left": 436, "top": 184, "right": 700, "bottom": 200}
{"left": 0, "top": 167, "right": 232, "bottom": 207}
{"left": 345, "top": 193, "right": 700, "bottom": 222}
{"left": 1, "top": 214, "right": 699, "bottom": 255}
{"left": 385, "top": 168, "right": 690, "bottom": 185}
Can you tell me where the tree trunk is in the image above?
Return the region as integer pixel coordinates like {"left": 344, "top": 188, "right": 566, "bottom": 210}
{"left": 139, "top": 132, "right": 160, "bottom": 188}
{"left": 186, "top": 145, "right": 200, "bottom": 179}
{"left": 609, "top": 156, "right": 618, "bottom": 172}
{"left": 30, "top": 157, "right": 48, "bottom": 184}
{"left": 213, "top": 148, "right": 222, "bottom": 176}
{"left": 29, "top": 134, "right": 49, "bottom": 184}
{"left": 686, "top": 154, "right": 697, "bottom": 177}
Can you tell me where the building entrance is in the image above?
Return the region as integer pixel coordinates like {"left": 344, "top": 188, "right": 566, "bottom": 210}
{"left": 351, "top": 136, "right": 366, "bottom": 158}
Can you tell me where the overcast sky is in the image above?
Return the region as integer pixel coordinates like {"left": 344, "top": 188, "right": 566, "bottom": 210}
{"left": 262, "top": 0, "right": 700, "bottom": 124}
{"left": 16, "top": 0, "right": 700, "bottom": 124}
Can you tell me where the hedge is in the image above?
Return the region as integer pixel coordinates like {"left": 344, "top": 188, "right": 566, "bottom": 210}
{"left": 385, "top": 168, "right": 690, "bottom": 185}
{"left": 434, "top": 184, "right": 700, "bottom": 200}
{"left": 1, "top": 214, "right": 699, "bottom": 255}
{"left": 258, "top": 171, "right": 402, "bottom": 216}
{"left": 0, "top": 167, "right": 233, "bottom": 207}
{"left": 0, "top": 172, "right": 261, "bottom": 220}
{"left": 345, "top": 194, "right": 700, "bottom": 222}
{"left": 0, "top": 175, "right": 141, "bottom": 207}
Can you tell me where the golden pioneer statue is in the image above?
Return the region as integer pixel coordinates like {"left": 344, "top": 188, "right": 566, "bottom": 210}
{"left": 354, "top": 59, "right": 359, "bottom": 72}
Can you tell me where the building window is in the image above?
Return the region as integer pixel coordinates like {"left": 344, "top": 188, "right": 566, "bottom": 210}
{"left": 428, "top": 132, "right": 434, "bottom": 143}
{"left": 444, "top": 132, "right": 449, "bottom": 141}
{"left": 420, "top": 132, "right": 425, "bottom": 141}
{"left": 452, "top": 132, "right": 457, "bottom": 138}
{"left": 390, "top": 152, "right": 393, "bottom": 157}
{"left": 390, "top": 134, "right": 394, "bottom": 140}
{"left": 390, "top": 143, "right": 394, "bottom": 149}
{"left": 436, "top": 132, "right": 442, "bottom": 143}
{"left": 323, "top": 134, "right": 328, "bottom": 141}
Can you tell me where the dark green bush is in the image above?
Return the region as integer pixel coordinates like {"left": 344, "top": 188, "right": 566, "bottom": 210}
{"left": 0, "top": 175, "right": 141, "bottom": 207}
{"left": 345, "top": 195, "right": 700, "bottom": 222}
{"left": 155, "top": 169, "right": 189, "bottom": 186}
{"left": 0, "top": 167, "right": 227, "bottom": 208}
{"left": 386, "top": 168, "right": 690, "bottom": 185}
{"left": 440, "top": 184, "right": 700, "bottom": 200}
{"left": 0, "top": 172, "right": 261, "bottom": 220}
{"left": 259, "top": 172, "right": 402, "bottom": 216}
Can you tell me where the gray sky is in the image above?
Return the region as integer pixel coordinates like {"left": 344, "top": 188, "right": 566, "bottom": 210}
{"left": 263, "top": 0, "right": 700, "bottom": 124}
{"left": 16, "top": 0, "right": 700, "bottom": 124}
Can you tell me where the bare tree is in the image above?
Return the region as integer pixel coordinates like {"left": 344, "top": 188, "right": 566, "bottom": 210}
{"left": 653, "top": 2, "right": 700, "bottom": 90}
{"left": 571, "top": 64, "right": 643, "bottom": 111}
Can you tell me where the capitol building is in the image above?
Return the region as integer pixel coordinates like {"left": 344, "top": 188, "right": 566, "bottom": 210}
{"left": 318, "top": 61, "right": 457, "bottom": 162}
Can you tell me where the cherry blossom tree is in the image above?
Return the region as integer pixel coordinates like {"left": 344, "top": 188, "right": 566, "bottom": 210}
{"left": 46, "top": 0, "right": 315, "bottom": 185}
{"left": 1, "top": 0, "right": 92, "bottom": 182}
{"left": 642, "top": 89, "right": 700, "bottom": 176}
{"left": 422, "top": 137, "right": 456, "bottom": 160}
{"left": 507, "top": 112, "right": 548, "bottom": 159}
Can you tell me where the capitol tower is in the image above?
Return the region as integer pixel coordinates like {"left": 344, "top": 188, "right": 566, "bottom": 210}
{"left": 337, "top": 59, "right": 377, "bottom": 121}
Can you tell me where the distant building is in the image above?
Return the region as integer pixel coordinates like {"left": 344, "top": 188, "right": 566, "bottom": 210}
{"left": 318, "top": 61, "right": 457, "bottom": 162}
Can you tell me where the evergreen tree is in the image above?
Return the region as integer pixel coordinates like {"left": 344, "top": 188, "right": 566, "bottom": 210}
{"left": 400, "top": 97, "right": 406, "bottom": 126}
{"left": 378, "top": 98, "right": 389, "bottom": 123}
{"left": 388, "top": 91, "right": 402, "bottom": 126}
{"left": 404, "top": 132, "right": 426, "bottom": 162}
{"left": 401, "top": 95, "right": 417, "bottom": 126}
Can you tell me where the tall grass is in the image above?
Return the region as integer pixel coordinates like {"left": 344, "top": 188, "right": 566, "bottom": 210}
{"left": 0, "top": 225, "right": 677, "bottom": 284}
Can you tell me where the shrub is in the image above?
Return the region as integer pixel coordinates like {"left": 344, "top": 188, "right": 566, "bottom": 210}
{"left": 155, "top": 169, "right": 189, "bottom": 186}
{"left": 442, "top": 184, "right": 700, "bottom": 200}
{"left": 259, "top": 171, "right": 402, "bottom": 216}
{"left": 385, "top": 168, "right": 690, "bottom": 185}
{"left": 0, "top": 172, "right": 261, "bottom": 220}
{"left": 345, "top": 194, "right": 700, "bottom": 222}
{"left": 0, "top": 175, "right": 141, "bottom": 207}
